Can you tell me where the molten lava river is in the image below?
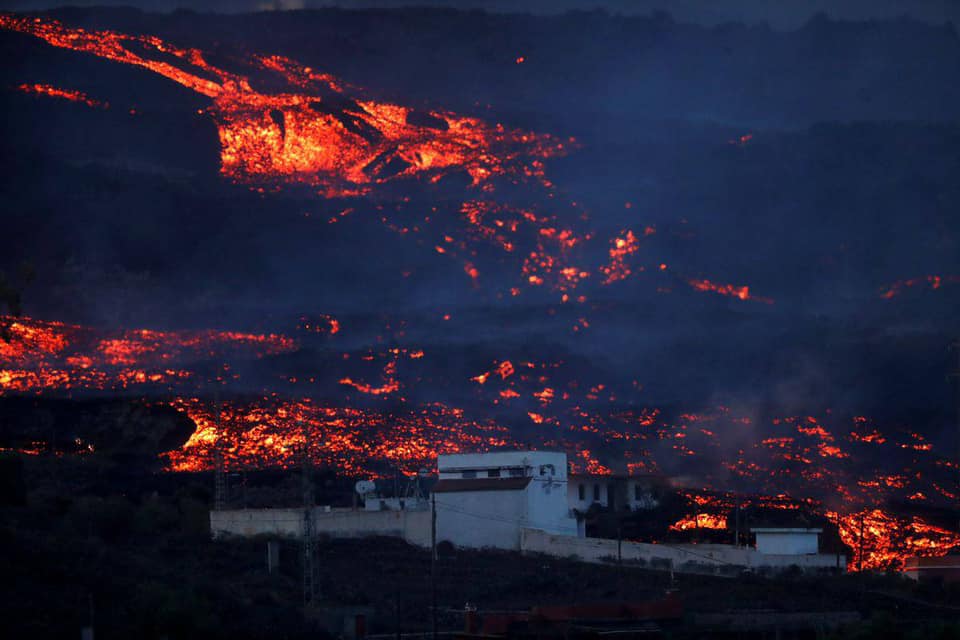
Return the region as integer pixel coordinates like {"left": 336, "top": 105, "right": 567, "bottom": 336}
{"left": 2, "top": 13, "right": 959, "bottom": 571}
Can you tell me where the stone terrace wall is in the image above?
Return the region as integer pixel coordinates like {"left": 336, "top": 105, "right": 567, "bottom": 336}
{"left": 211, "top": 507, "right": 431, "bottom": 546}
{"left": 520, "top": 529, "right": 845, "bottom": 576}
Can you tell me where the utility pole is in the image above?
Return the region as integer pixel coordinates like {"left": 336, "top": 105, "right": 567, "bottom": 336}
{"left": 213, "top": 394, "right": 226, "bottom": 511}
{"left": 950, "top": 340, "right": 960, "bottom": 528}
{"left": 431, "top": 492, "right": 438, "bottom": 640}
{"left": 857, "top": 512, "right": 865, "bottom": 573}
{"left": 734, "top": 497, "right": 740, "bottom": 547}
{"left": 617, "top": 520, "right": 623, "bottom": 567}
{"left": 302, "top": 423, "right": 317, "bottom": 607}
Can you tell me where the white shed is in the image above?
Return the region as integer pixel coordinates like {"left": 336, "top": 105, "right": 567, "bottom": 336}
{"left": 751, "top": 527, "right": 822, "bottom": 555}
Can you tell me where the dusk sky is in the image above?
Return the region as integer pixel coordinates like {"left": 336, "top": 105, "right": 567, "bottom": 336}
{"left": 2, "top": 0, "right": 959, "bottom": 29}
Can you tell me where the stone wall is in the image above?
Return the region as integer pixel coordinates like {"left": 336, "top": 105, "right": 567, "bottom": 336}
{"left": 210, "top": 507, "right": 431, "bottom": 546}
{"left": 520, "top": 529, "right": 845, "bottom": 576}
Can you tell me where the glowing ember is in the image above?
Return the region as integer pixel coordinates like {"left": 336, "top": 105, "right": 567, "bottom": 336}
{"left": 600, "top": 230, "right": 639, "bottom": 284}
{"left": 880, "top": 275, "right": 960, "bottom": 299}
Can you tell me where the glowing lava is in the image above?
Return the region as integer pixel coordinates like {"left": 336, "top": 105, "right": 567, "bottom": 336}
{"left": 687, "top": 278, "right": 773, "bottom": 304}
{"left": 0, "top": 316, "right": 295, "bottom": 394}
{"left": 0, "top": 14, "right": 567, "bottom": 198}
{"left": 880, "top": 275, "right": 960, "bottom": 299}
{"left": 17, "top": 82, "right": 107, "bottom": 108}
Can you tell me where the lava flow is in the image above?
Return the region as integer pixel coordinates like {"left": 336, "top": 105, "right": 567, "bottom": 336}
{"left": 3, "top": 13, "right": 959, "bottom": 574}
{"left": 0, "top": 13, "right": 567, "bottom": 198}
{"left": 0, "top": 316, "right": 296, "bottom": 394}
{"left": 3, "top": 314, "right": 959, "bottom": 570}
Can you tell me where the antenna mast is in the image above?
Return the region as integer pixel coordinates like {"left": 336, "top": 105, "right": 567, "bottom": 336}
{"left": 302, "top": 421, "right": 318, "bottom": 607}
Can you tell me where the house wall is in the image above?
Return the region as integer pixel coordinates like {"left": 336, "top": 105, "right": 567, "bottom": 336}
{"left": 755, "top": 532, "right": 819, "bottom": 555}
{"left": 567, "top": 477, "right": 662, "bottom": 512}
{"left": 568, "top": 478, "right": 609, "bottom": 509}
{"left": 526, "top": 477, "right": 579, "bottom": 536}
{"left": 434, "top": 488, "right": 528, "bottom": 550}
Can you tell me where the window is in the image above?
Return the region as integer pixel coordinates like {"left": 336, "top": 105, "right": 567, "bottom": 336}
{"left": 488, "top": 469, "right": 501, "bottom": 478}
{"left": 508, "top": 467, "right": 524, "bottom": 477}
{"left": 593, "top": 484, "right": 600, "bottom": 501}
{"left": 462, "top": 470, "right": 477, "bottom": 479}
{"left": 578, "top": 484, "right": 585, "bottom": 500}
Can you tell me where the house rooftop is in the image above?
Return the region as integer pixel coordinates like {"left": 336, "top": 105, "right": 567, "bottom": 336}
{"left": 431, "top": 477, "right": 533, "bottom": 493}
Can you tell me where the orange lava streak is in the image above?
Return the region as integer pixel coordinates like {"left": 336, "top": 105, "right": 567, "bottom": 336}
{"left": 17, "top": 82, "right": 108, "bottom": 108}
{"left": 687, "top": 278, "right": 773, "bottom": 304}
{"left": 471, "top": 360, "right": 515, "bottom": 385}
{"left": 339, "top": 359, "right": 400, "bottom": 396}
{"left": 880, "top": 275, "right": 960, "bottom": 299}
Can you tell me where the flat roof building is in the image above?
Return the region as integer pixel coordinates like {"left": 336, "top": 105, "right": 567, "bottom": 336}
{"left": 434, "top": 451, "right": 578, "bottom": 550}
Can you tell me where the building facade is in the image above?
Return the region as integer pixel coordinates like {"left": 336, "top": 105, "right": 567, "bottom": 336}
{"left": 434, "top": 451, "right": 579, "bottom": 550}
{"left": 751, "top": 528, "right": 822, "bottom": 555}
{"left": 567, "top": 473, "right": 667, "bottom": 512}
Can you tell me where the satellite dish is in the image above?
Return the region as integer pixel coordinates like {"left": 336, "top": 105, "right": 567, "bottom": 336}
{"left": 355, "top": 479, "right": 377, "bottom": 496}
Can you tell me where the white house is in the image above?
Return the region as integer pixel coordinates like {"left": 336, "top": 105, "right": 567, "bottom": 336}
{"left": 433, "top": 451, "right": 579, "bottom": 550}
{"left": 567, "top": 474, "right": 665, "bottom": 512}
{"left": 751, "top": 528, "right": 822, "bottom": 555}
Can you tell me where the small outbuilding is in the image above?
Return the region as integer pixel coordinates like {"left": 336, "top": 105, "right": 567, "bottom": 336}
{"left": 903, "top": 555, "right": 960, "bottom": 582}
